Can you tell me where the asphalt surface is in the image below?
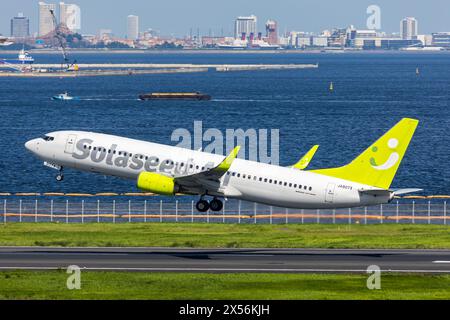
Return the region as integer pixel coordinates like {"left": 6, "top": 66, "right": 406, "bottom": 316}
{"left": 0, "top": 247, "right": 449, "bottom": 273}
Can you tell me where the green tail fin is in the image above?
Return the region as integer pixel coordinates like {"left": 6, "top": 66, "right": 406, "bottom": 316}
{"left": 311, "top": 118, "right": 419, "bottom": 189}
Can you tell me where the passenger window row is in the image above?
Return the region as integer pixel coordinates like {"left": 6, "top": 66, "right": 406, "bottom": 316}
{"left": 226, "top": 171, "right": 313, "bottom": 191}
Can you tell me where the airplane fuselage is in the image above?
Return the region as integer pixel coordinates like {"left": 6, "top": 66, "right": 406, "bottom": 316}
{"left": 25, "top": 131, "right": 391, "bottom": 209}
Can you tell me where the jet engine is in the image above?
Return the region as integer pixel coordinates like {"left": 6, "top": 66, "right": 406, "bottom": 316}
{"left": 137, "top": 172, "right": 178, "bottom": 196}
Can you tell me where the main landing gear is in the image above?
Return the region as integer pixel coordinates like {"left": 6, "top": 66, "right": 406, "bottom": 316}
{"left": 196, "top": 197, "right": 223, "bottom": 212}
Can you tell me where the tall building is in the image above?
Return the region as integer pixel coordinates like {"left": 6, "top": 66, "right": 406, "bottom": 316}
{"left": 265, "top": 20, "right": 278, "bottom": 45}
{"left": 10, "top": 13, "right": 30, "bottom": 38}
{"left": 127, "top": 15, "right": 139, "bottom": 40}
{"left": 234, "top": 15, "right": 257, "bottom": 39}
{"left": 38, "top": 1, "right": 56, "bottom": 36}
{"left": 400, "top": 17, "right": 418, "bottom": 40}
{"left": 59, "top": 2, "right": 81, "bottom": 33}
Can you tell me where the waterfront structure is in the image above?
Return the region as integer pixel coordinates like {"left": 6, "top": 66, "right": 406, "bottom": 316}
{"left": 346, "top": 29, "right": 376, "bottom": 47}
{"left": 353, "top": 37, "right": 421, "bottom": 50}
{"left": 99, "top": 29, "right": 113, "bottom": 39}
{"left": 127, "top": 15, "right": 139, "bottom": 40}
{"left": 201, "top": 36, "right": 227, "bottom": 47}
{"left": 311, "top": 36, "right": 328, "bottom": 47}
{"left": 59, "top": 2, "right": 81, "bottom": 33}
{"left": 432, "top": 32, "right": 450, "bottom": 48}
{"left": 10, "top": 13, "right": 30, "bottom": 38}
{"left": 296, "top": 35, "right": 311, "bottom": 48}
{"left": 417, "top": 34, "right": 433, "bottom": 46}
{"left": 265, "top": 20, "right": 278, "bottom": 45}
{"left": 142, "top": 29, "right": 158, "bottom": 40}
{"left": 38, "top": 1, "right": 56, "bottom": 36}
{"left": 376, "top": 39, "right": 422, "bottom": 50}
{"left": 328, "top": 28, "right": 347, "bottom": 47}
{"left": 345, "top": 26, "right": 421, "bottom": 50}
{"left": 287, "top": 32, "right": 298, "bottom": 47}
{"left": 234, "top": 15, "right": 257, "bottom": 39}
{"left": 401, "top": 17, "right": 418, "bottom": 40}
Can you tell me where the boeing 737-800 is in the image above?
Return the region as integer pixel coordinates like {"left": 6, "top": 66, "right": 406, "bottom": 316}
{"left": 25, "top": 118, "right": 421, "bottom": 212}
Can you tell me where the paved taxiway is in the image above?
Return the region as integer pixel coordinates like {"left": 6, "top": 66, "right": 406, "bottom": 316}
{"left": 0, "top": 247, "right": 449, "bottom": 273}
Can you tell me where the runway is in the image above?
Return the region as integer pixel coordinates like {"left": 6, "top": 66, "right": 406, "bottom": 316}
{"left": 0, "top": 247, "right": 450, "bottom": 273}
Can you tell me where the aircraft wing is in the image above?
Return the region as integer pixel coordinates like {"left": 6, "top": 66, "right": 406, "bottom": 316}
{"left": 291, "top": 145, "right": 319, "bottom": 170}
{"left": 174, "top": 146, "right": 241, "bottom": 191}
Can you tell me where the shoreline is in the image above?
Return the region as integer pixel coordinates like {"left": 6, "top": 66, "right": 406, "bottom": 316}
{"left": 0, "top": 49, "right": 449, "bottom": 55}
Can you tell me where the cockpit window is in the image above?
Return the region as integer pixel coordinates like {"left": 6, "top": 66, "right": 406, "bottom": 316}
{"left": 43, "top": 136, "right": 55, "bottom": 142}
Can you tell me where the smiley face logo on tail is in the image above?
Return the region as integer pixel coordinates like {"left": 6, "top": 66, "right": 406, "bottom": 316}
{"left": 370, "top": 138, "right": 400, "bottom": 171}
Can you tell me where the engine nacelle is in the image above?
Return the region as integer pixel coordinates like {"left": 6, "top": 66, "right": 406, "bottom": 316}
{"left": 137, "top": 172, "right": 177, "bottom": 196}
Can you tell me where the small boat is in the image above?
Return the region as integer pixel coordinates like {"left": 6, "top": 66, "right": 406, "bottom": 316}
{"left": 1, "top": 48, "right": 34, "bottom": 64}
{"left": 139, "top": 92, "right": 211, "bottom": 101}
{"left": 51, "top": 92, "right": 79, "bottom": 101}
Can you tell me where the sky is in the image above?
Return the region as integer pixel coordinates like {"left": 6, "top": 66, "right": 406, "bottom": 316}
{"left": 1, "top": 0, "right": 450, "bottom": 37}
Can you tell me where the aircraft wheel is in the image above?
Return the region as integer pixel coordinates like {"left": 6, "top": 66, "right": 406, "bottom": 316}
{"left": 196, "top": 200, "right": 210, "bottom": 212}
{"left": 209, "top": 199, "right": 223, "bottom": 212}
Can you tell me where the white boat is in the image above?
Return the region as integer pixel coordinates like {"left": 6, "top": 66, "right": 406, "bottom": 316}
{"left": 51, "top": 92, "right": 79, "bottom": 101}
{"left": 2, "top": 49, "right": 34, "bottom": 64}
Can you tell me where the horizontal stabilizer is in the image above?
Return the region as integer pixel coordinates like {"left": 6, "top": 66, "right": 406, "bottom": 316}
{"left": 392, "top": 188, "right": 423, "bottom": 196}
{"left": 359, "top": 188, "right": 423, "bottom": 197}
{"left": 359, "top": 189, "right": 391, "bottom": 197}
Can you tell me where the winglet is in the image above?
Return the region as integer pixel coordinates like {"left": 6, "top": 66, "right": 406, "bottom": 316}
{"left": 292, "top": 145, "right": 319, "bottom": 170}
{"left": 214, "top": 146, "right": 241, "bottom": 173}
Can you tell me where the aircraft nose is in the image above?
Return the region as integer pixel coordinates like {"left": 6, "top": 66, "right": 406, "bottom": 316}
{"left": 25, "top": 139, "right": 38, "bottom": 153}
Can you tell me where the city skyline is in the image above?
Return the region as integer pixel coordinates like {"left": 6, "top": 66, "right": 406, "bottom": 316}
{"left": 0, "top": 0, "right": 449, "bottom": 37}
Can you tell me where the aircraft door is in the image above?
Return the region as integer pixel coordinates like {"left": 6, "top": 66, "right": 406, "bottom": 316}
{"left": 64, "top": 134, "right": 77, "bottom": 154}
{"left": 325, "top": 183, "right": 336, "bottom": 203}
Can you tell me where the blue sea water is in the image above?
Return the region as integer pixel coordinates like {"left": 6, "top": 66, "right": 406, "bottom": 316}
{"left": 0, "top": 51, "right": 449, "bottom": 194}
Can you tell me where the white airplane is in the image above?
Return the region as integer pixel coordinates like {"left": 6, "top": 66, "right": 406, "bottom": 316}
{"left": 25, "top": 118, "right": 421, "bottom": 212}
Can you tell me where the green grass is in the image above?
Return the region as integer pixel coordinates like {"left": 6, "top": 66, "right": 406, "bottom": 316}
{"left": 0, "top": 271, "right": 449, "bottom": 300}
{"left": 0, "top": 223, "right": 449, "bottom": 249}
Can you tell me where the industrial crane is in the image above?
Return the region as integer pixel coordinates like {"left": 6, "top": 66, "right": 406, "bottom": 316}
{"left": 49, "top": 9, "right": 78, "bottom": 71}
